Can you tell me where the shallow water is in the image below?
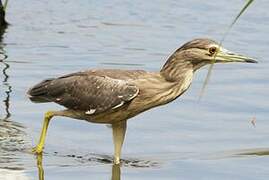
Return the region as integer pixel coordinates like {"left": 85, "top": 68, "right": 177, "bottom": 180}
{"left": 0, "top": 0, "right": 269, "bottom": 179}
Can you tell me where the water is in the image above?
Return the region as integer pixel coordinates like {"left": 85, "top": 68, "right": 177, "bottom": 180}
{"left": 0, "top": 0, "right": 269, "bottom": 179}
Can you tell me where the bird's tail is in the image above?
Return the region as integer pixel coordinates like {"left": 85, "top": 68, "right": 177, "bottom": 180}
{"left": 27, "top": 78, "right": 55, "bottom": 103}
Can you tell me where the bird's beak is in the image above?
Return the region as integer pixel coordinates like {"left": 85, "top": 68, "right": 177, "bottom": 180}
{"left": 215, "top": 48, "right": 258, "bottom": 63}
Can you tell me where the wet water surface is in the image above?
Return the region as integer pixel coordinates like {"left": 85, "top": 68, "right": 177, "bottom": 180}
{"left": 0, "top": 0, "right": 269, "bottom": 180}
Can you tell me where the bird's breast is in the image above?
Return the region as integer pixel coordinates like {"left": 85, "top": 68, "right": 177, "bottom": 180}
{"left": 128, "top": 70, "right": 193, "bottom": 115}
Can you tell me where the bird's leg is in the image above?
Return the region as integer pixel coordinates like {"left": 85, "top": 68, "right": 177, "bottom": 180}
{"left": 32, "top": 111, "right": 54, "bottom": 154}
{"left": 112, "top": 164, "right": 121, "bottom": 180}
{"left": 112, "top": 121, "right": 127, "bottom": 164}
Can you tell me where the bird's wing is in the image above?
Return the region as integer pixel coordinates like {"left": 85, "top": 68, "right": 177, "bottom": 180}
{"left": 28, "top": 72, "right": 139, "bottom": 115}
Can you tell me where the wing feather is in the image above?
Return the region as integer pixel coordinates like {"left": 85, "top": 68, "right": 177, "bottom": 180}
{"left": 28, "top": 72, "right": 139, "bottom": 115}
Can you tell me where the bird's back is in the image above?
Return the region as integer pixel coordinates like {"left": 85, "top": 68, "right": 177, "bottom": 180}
{"left": 27, "top": 69, "right": 148, "bottom": 114}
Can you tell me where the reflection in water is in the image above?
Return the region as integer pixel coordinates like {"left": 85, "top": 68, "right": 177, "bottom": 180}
{"left": 111, "top": 164, "right": 121, "bottom": 180}
{"left": 35, "top": 153, "right": 122, "bottom": 180}
{"left": 53, "top": 152, "right": 159, "bottom": 168}
{"left": 0, "top": 120, "right": 28, "bottom": 167}
{"left": 36, "top": 154, "right": 44, "bottom": 180}
{"left": 2, "top": 56, "right": 11, "bottom": 120}
{"left": 0, "top": 13, "right": 11, "bottom": 120}
{"left": 0, "top": 19, "right": 28, "bottom": 171}
{"left": 237, "top": 148, "right": 269, "bottom": 156}
{"left": 34, "top": 151, "right": 160, "bottom": 180}
{"left": 190, "top": 148, "right": 269, "bottom": 161}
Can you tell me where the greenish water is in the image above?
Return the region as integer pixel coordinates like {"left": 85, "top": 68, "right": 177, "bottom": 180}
{"left": 0, "top": 0, "right": 269, "bottom": 179}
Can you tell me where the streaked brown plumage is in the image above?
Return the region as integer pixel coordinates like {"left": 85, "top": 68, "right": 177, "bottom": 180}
{"left": 28, "top": 38, "right": 257, "bottom": 164}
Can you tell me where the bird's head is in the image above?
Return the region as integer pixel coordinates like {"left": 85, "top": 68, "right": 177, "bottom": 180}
{"left": 161, "top": 38, "right": 257, "bottom": 81}
{"left": 177, "top": 38, "right": 257, "bottom": 70}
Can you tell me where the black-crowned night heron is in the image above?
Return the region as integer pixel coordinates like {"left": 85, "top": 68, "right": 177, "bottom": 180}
{"left": 28, "top": 38, "right": 257, "bottom": 164}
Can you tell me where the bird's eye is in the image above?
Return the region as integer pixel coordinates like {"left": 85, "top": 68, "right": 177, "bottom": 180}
{"left": 209, "top": 46, "right": 217, "bottom": 55}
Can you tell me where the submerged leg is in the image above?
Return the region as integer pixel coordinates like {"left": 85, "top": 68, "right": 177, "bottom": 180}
{"left": 32, "top": 111, "right": 55, "bottom": 154}
{"left": 112, "top": 121, "right": 127, "bottom": 164}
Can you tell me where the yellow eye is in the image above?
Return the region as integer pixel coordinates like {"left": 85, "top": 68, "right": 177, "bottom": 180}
{"left": 209, "top": 46, "right": 217, "bottom": 55}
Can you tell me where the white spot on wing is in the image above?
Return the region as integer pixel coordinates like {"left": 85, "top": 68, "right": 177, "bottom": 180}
{"left": 85, "top": 109, "right": 96, "bottom": 115}
{"left": 112, "top": 101, "right": 124, "bottom": 109}
{"left": 126, "top": 87, "right": 139, "bottom": 100}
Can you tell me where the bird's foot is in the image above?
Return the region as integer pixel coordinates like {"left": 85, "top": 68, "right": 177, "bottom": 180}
{"left": 31, "top": 145, "right": 43, "bottom": 154}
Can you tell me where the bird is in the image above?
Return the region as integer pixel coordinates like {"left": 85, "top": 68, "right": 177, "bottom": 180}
{"left": 28, "top": 38, "right": 257, "bottom": 164}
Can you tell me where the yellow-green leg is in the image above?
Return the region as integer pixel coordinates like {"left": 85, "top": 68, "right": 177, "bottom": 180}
{"left": 112, "top": 121, "right": 127, "bottom": 164}
{"left": 36, "top": 154, "right": 44, "bottom": 180}
{"left": 32, "top": 111, "right": 54, "bottom": 154}
{"left": 112, "top": 164, "right": 121, "bottom": 180}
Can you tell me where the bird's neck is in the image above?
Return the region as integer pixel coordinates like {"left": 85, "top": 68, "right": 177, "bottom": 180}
{"left": 138, "top": 70, "right": 193, "bottom": 109}
{"left": 160, "top": 55, "right": 194, "bottom": 82}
